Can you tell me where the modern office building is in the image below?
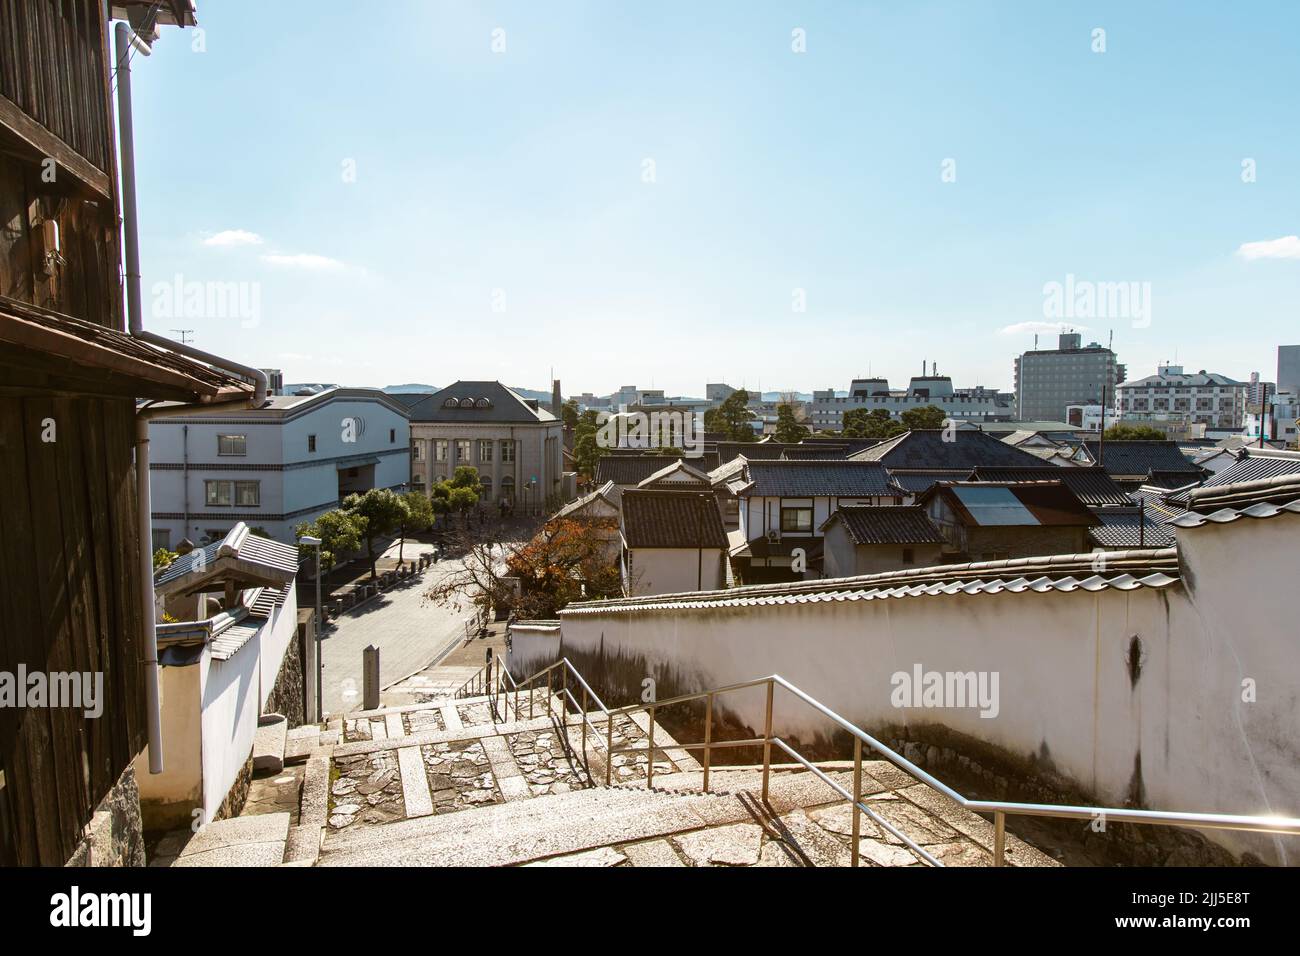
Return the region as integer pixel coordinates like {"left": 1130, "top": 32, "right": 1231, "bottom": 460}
{"left": 1013, "top": 332, "right": 1124, "bottom": 422}
{"left": 403, "top": 380, "right": 566, "bottom": 514}
{"left": 148, "top": 388, "right": 411, "bottom": 547}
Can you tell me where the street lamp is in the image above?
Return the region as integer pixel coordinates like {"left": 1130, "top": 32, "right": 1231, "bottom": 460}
{"left": 300, "top": 534, "right": 324, "bottom": 722}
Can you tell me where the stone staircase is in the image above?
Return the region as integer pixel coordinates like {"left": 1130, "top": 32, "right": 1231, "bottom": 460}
{"left": 241, "top": 685, "right": 1060, "bottom": 868}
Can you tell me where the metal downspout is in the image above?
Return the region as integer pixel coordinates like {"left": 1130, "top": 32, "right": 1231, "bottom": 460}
{"left": 115, "top": 21, "right": 268, "bottom": 773}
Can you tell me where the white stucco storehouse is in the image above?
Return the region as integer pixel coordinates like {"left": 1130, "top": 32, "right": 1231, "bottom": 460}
{"left": 148, "top": 388, "right": 411, "bottom": 547}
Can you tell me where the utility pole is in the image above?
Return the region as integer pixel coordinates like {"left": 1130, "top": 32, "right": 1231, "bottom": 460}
{"left": 1098, "top": 384, "right": 1108, "bottom": 468}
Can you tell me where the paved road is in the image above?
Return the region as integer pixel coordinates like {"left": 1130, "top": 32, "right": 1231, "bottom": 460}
{"left": 319, "top": 541, "right": 508, "bottom": 716}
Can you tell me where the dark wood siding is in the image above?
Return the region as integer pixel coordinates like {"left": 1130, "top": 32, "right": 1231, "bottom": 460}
{"left": 0, "top": 0, "right": 113, "bottom": 174}
{"left": 0, "top": 152, "right": 121, "bottom": 329}
{"left": 0, "top": 396, "right": 147, "bottom": 866}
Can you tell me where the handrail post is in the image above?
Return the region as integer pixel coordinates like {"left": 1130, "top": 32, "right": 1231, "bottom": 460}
{"left": 702, "top": 692, "right": 714, "bottom": 793}
{"left": 560, "top": 667, "right": 568, "bottom": 737}
{"left": 647, "top": 706, "right": 656, "bottom": 789}
{"left": 546, "top": 669, "right": 552, "bottom": 719}
{"left": 761, "top": 679, "right": 774, "bottom": 803}
{"left": 581, "top": 686, "right": 588, "bottom": 768}
{"left": 993, "top": 811, "right": 1006, "bottom": 867}
{"left": 605, "top": 715, "right": 613, "bottom": 786}
{"left": 851, "top": 737, "right": 862, "bottom": 867}
{"left": 529, "top": 676, "right": 534, "bottom": 720}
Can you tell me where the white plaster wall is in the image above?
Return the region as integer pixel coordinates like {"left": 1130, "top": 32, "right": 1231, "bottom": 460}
{"left": 628, "top": 547, "right": 724, "bottom": 595}
{"left": 198, "top": 636, "right": 261, "bottom": 824}
{"left": 530, "top": 512, "right": 1300, "bottom": 864}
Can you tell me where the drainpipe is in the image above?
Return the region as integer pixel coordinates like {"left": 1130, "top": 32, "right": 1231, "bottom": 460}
{"left": 115, "top": 21, "right": 268, "bottom": 773}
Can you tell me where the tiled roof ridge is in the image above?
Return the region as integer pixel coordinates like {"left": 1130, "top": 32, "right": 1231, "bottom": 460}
{"left": 562, "top": 546, "right": 1179, "bottom": 614}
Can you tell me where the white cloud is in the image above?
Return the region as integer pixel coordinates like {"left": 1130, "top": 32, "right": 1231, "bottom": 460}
{"left": 203, "top": 229, "right": 263, "bottom": 247}
{"left": 1236, "top": 235, "right": 1300, "bottom": 260}
{"left": 1000, "top": 320, "right": 1089, "bottom": 336}
{"left": 261, "top": 252, "right": 346, "bottom": 270}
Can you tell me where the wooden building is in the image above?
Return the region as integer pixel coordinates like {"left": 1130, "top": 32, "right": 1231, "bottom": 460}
{"left": 0, "top": 0, "right": 255, "bottom": 866}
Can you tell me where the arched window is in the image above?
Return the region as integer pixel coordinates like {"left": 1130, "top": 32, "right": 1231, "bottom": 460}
{"left": 500, "top": 476, "right": 515, "bottom": 505}
{"left": 443, "top": 397, "right": 459, "bottom": 408}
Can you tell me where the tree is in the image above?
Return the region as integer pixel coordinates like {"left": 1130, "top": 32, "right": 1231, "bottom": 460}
{"left": 899, "top": 405, "right": 948, "bottom": 431}
{"left": 773, "top": 403, "right": 810, "bottom": 443}
{"left": 842, "top": 407, "right": 905, "bottom": 440}
{"left": 1103, "top": 424, "right": 1167, "bottom": 441}
{"left": 343, "top": 488, "right": 410, "bottom": 579}
{"left": 152, "top": 547, "right": 178, "bottom": 573}
{"left": 704, "top": 388, "right": 756, "bottom": 441}
{"left": 573, "top": 415, "right": 607, "bottom": 477}
{"left": 295, "top": 508, "right": 364, "bottom": 573}
{"left": 561, "top": 398, "right": 580, "bottom": 431}
{"left": 448, "top": 465, "right": 480, "bottom": 489}
{"left": 424, "top": 515, "right": 620, "bottom": 620}
{"left": 397, "top": 490, "right": 435, "bottom": 564}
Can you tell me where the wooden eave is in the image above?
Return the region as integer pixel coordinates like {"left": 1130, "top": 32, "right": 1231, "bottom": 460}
{"left": 0, "top": 94, "right": 113, "bottom": 199}
{"left": 0, "top": 303, "right": 254, "bottom": 404}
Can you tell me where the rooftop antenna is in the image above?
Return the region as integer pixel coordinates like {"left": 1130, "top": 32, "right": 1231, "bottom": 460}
{"left": 1034, "top": 333, "right": 1039, "bottom": 350}
{"left": 170, "top": 328, "right": 194, "bottom": 344}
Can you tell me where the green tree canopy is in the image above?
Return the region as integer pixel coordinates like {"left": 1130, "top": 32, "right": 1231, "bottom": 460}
{"left": 1103, "top": 424, "right": 1168, "bottom": 441}
{"left": 842, "top": 407, "right": 905, "bottom": 440}
{"left": 773, "top": 403, "right": 810, "bottom": 443}
{"left": 573, "top": 415, "right": 607, "bottom": 477}
{"left": 899, "top": 405, "right": 948, "bottom": 431}
{"left": 295, "top": 508, "right": 364, "bottom": 573}
{"left": 704, "top": 389, "right": 756, "bottom": 441}
{"left": 343, "top": 488, "right": 410, "bottom": 579}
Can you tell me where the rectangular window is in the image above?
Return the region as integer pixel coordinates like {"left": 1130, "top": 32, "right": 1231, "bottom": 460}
{"left": 412, "top": 443, "right": 423, "bottom": 461}
{"left": 308, "top": 434, "right": 317, "bottom": 453}
{"left": 389, "top": 428, "right": 396, "bottom": 443}
{"left": 500, "top": 440, "right": 515, "bottom": 463}
{"left": 205, "top": 480, "right": 233, "bottom": 506}
{"left": 235, "top": 481, "right": 260, "bottom": 507}
{"left": 479, "top": 439, "right": 493, "bottom": 462}
{"left": 217, "top": 434, "right": 246, "bottom": 456}
{"left": 456, "top": 439, "right": 472, "bottom": 462}
{"left": 435, "top": 440, "right": 449, "bottom": 462}
{"left": 780, "top": 507, "right": 813, "bottom": 533}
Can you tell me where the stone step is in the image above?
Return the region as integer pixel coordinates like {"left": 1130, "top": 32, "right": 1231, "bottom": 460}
{"left": 318, "top": 784, "right": 711, "bottom": 866}
{"left": 252, "top": 714, "right": 288, "bottom": 774}
{"left": 172, "top": 812, "right": 291, "bottom": 867}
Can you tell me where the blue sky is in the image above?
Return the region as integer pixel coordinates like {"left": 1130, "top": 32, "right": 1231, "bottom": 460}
{"left": 128, "top": 1, "right": 1300, "bottom": 396}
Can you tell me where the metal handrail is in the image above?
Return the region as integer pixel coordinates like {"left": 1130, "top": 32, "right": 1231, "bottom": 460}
{"left": 455, "top": 656, "right": 1300, "bottom": 866}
